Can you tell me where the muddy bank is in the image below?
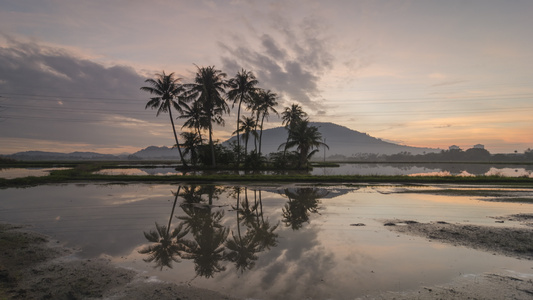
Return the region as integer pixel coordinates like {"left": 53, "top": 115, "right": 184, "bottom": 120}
{"left": 0, "top": 223, "right": 237, "bottom": 300}
{"left": 382, "top": 214, "right": 533, "bottom": 260}
{"left": 357, "top": 271, "right": 533, "bottom": 300}
{"left": 373, "top": 214, "right": 533, "bottom": 299}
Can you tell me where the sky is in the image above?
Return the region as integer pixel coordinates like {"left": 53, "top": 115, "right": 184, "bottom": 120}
{"left": 1, "top": 0, "right": 532, "bottom": 155}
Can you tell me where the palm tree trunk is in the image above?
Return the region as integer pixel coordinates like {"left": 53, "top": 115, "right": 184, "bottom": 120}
{"left": 208, "top": 121, "right": 216, "bottom": 167}
{"left": 299, "top": 147, "right": 308, "bottom": 169}
{"left": 168, "top": 109, "right": 188, "bottom": 168}
{"left": 259, "top": 113, "right": 265, "bottom": 156}
{"left": 236, "top": 99, "right": 242, "bottom": 165}
{"left": 167, "top": 186, "right": 181, "bottom": 235}
{"left": 196, "top": 125, "right": 203, "bottom": 145}
{"left": 236, "top": 188, "right": 242, "bottom": 244}
{"left": 282, "top": 131, "right": 290, "bottom": 163}
{"left": 244, "top": 135, "right": 249, "bottom": 157}
{"left": 253, "top": 113, "right": 260, "bottom": 153}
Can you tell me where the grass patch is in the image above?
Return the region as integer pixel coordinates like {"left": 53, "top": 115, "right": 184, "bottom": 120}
{"left": 1, "top": 162, "right": 532, "bottom": 188}
{"left": 310, "top": 162, "right": 341, "bottom": 167}
{"left": 2, "top": 170, "right": 533, "bottom": 189}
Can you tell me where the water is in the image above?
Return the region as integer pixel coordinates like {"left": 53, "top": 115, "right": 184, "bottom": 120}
{"left": 1, "top": 183, "right": 532, "bottom": 299}
{"left": 0, "top": 167, "right": 70, "bottom": 179}
{"left": 92, "top": 163, "right": 533, "bottom": 177}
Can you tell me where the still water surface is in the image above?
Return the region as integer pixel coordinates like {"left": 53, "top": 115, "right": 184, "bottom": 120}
{"left": 93, "top": 163, "right": 533, "bottom": 177}
{"left": 1, "top": 183, "right": 532, "bottom": 299}
{"left": 0, "top": 167, "right": 70, "bottom": 179}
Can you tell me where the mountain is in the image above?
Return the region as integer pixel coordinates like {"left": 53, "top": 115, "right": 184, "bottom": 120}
{"left": 3, "top": 151, "right": 121, "bottom": 161}
{"left": 223, "top": 122, "right": 440, "bottom": 158}
{"left": 2, "top": 123, "right": 441, "bottom": 161}
{"left": 129, "top": 146, "right": 179, "bottom": 160}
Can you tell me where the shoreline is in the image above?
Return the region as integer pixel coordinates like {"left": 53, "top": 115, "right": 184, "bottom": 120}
{"left": 0, "top": 223, "right": 238, "bottom": 300}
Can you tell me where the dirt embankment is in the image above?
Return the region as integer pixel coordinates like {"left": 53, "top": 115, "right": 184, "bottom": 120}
{"left": 383, "top": 215, "right": 533, "bottom": 260}
{"left": 0, "top": 223, "right": 237, "bottom": 300}
{"left": 373, "top": 214, "right": 533, "bottom": 299}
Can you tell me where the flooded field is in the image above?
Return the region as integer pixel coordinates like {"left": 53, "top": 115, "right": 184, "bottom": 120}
{"left": 0, "top": 167, "right": 70, "bottom": 179}
{"left": 92, "top": 163, "right": 533, "bottom": 177}
{"left": 1, "top": 183, "right": 532, "bottom": 299}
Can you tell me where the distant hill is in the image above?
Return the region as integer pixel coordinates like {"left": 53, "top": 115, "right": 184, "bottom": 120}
{"left": 2, "top": 151, "right": 121, "bottom": 161}
{"left": 2, "top": 123, "right": 441, "bottom": 161}
{"left": 223, "top": 122, "right": 440, "bottom": 158}
{"left": 129, "top": 146, "right": 179, "bottom": 160}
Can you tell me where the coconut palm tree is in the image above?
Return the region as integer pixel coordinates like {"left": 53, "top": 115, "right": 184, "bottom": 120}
{"left": 232, "top": 116, "right": 257, "bottom": 157}
{"left": 141, "top": 71, "right": 189, "bottom": 168}
{"left": 227, "top": 69, "right": 259, "bottom": 165}
{"left": 280, "top": 104, "right": 308, "bottom": 160}
{"left": 185, "top": 65, "right": 229, "bottom": 167}
{"left": 179, "top": 100, "right": 208, "bottom": 143}
{"left": 254, "top": 89, "right": 279, "bottom": 155}
{"left": 279, "top": 119, "right": 329, "bottom": 169}
{"left": 180, "top": 131, "right": 202, "bottom": 166}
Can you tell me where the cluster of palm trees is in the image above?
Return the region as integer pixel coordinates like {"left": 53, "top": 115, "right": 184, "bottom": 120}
{"left": 141, "top": 66, "right": 327, "bottom": 169}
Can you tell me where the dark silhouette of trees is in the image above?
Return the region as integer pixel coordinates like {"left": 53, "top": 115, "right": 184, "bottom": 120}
{"left": 185, "top": 66, "right": 229, "bottom": 167}
{"left": 233, "top": 116, "right": 257, "bottom": 157}
{"left": 227, "top": 69, "right": 259, "bottom": 165}
{"left": 141, "top": 71, "right": 189, "bottom": 167}
{"left": 280, "top": 104, "right": 308, "bottom": 164}
{"left": 179, "top": 101, "right": 208, "bottom": 144}
{"left": 180, "top": 131, "right": 202, "bottom": 166}
{"left": 253, "top": 89, "right": 279, "bottom": 156}
{"left": 280, "top": 119, "right": 329, "bottom": 169}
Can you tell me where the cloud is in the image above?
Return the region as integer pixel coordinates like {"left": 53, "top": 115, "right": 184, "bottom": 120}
{"left": 0, "top": 36, "right": 146, "bottom": 100}
{"left": 218, "top": 13, "right": 334, "bottom": 111}
{"left": 0, "top": 36, "right": 173, "bottom": 153}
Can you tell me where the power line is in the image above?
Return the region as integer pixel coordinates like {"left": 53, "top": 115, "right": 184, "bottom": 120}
{"left": 0, "top": 92, "right": 145, "bottom": 103}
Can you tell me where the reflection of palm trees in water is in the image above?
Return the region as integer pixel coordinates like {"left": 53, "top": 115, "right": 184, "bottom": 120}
{"left": 139, "top": 187, "right": 190, "bottom": 270}
{"left": 140, "top": 185, "right": 279, "bottom": 276}
{"left": 225, "top": 187, "right": 279, "bottom": 273}
{"left": 281, "top": 188, "right": 327, "bottom": 230}
{"left": 178, "top": 185, "right": 228, "bottom": 278}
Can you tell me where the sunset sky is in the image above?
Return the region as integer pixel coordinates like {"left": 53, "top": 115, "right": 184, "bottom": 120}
{"left": 1, "top": 0, "right": 532, "bottom": 155}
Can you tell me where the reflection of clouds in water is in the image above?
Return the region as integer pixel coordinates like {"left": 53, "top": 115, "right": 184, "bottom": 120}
{"left": 221, "top": 225, "right": 337, "bottom": 299}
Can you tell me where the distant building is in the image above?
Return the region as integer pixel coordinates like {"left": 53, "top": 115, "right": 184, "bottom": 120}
{"left": 473, "top": 144, "right": 485, "bottom": 149}
{"left": 449, "top": 145, "right": 461, "bottom": 151}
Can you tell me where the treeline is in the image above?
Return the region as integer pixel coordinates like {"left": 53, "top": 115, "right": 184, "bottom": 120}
{"left": 141, "top": 67, "right": 327, "bottom": 170}
{"left": 329, "top": 148, "right": 533, "bottom": 162}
